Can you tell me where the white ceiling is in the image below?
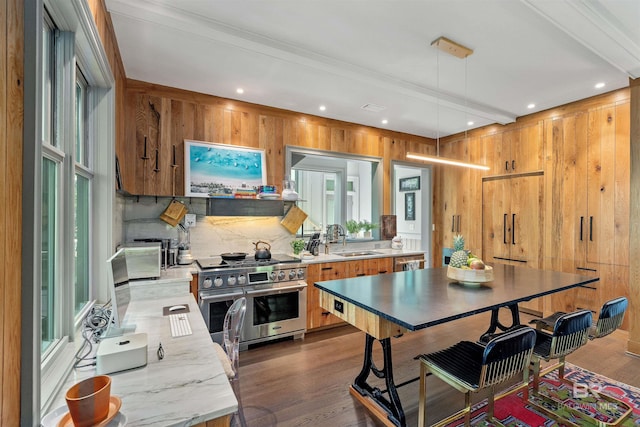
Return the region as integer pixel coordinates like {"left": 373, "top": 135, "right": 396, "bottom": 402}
{"left": 106, "top": 0, "right": 640, "bottom": 139}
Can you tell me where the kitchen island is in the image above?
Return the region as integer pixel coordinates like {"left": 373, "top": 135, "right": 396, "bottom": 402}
{"left": 315, "top": 264, "right": 599, "bottom": 427}
{"left": 48, "top": 294, "right": 236, "bottom": 426}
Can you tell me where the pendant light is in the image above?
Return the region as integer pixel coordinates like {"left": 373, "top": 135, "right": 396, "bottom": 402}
{"left": 407, "top": 37, "right": 489, "bottom": 171}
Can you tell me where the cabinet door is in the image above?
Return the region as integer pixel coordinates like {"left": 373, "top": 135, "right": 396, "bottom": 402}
{"left": 510, "top": 175, "right": 543, "bottom": 266}
{"left": 441, "top": 139, "right": 469, "bottom": 248}
{"left": 347, "top": 260, "right": 366, "bottom": 278}
{"left": 482, "top": 179, "right": 511, "bottom": 263}
{"left": 512, "top": 122, "right": 543, "bottom": 174}
{"left": 306, "top": 263, "right": 348, "bottom": 329}
{"left": 363, "top": 258, "right": 392, "bottom": 276}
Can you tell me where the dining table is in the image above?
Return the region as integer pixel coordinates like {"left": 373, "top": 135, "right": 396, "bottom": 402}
{"left": 314, "top": 264, "right": 599, "bottom": 427}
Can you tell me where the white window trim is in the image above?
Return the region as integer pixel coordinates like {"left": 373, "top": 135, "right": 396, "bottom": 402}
{"left": 37, "top": 0, "right": 115, "bottom": 417}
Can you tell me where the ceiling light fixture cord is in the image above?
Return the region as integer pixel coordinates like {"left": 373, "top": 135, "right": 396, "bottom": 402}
{"left": 465, "top": 56, "right": 468, "bottom": 140}
{"left": 436, "top": 47, "right": 440, "bottom": 157}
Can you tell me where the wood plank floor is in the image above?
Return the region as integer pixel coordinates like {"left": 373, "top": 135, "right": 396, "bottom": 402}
{"left": 238, "top": 310, "right": 640, "bottom": 427}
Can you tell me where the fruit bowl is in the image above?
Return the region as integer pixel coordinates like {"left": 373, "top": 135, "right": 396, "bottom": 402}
{"left": 447, "top": 265, "right": 494, "bottom": 286}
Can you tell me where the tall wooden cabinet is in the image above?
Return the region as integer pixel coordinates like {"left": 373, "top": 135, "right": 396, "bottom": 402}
{"left": 441, "top": 139, "right": 470, "bottom": 248}
{"left": 544, "top": 101, "right": 630, "bottom": 326}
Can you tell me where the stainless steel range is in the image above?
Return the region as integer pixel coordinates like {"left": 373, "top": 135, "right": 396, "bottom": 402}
{"left": 197, "top": 254, "right": 307, "bottom": 349}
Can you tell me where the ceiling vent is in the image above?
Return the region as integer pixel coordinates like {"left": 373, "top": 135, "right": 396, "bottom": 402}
{"left": 361, "top": 103, "right": 386, "bottom": 113}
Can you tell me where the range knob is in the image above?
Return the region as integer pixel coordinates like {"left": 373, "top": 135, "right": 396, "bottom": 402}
{"left": 269, "top": 271, "right": 277, "bottom": 281}
{"left": 277, "top": 270, "right": 286, "bottom": 281}
{"left": 213, "top": 276, "right": 224, "bottom": 287}
{"left": 297, "top": 269, "right": 305, "bottom": 279}
{"left": 288, "top": 270, "right": 296, "bottom": 280}
{"left": 202, "top": 277, "right": 213, "bottom": 289}
{"left": 237, "top": 274, "right": 247, "bottom": 285}
{"left": 227, "top": 275, "right": 237, "bottom": 286}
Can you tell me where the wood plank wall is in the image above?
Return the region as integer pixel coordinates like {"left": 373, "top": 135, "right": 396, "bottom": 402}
{"left": 629, "top": 77, "right": 640, "bottom": 355}
{"left": 1, "top": 0, "right": 23, "bottom": 424}
{"left": 122, "top": 79, "right": 437, "bottom": 215}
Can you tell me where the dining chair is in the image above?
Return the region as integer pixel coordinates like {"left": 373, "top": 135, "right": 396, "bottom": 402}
{"left": 530, "top": 296, "right": 628, "bottom": 340}
{"left": 418, "top": 325, "right": 537, "bottom": 427}
{"left": 213, "top": 297, "right": 247, "bottom": 427}
{"left": 527, "top": 301, "right": 631, "bottom": 426}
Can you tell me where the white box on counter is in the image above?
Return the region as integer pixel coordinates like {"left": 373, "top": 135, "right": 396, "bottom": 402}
{"left": 96, "top": 333, "right": 148, "bottom": 374}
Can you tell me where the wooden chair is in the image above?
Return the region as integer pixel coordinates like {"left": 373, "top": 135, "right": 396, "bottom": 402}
{"left": 213, "top": 297, "right": 247, "bottom": 427}
{"left": 418, "top": 325, "right": 536, "bottom": 427}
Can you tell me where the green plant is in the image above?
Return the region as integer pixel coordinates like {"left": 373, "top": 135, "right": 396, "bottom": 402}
{"left": 359, "top": 220, "right": 378, "bottom": 232}
{"left": 290, "top": 239, "right": 306, "bottom": 255}
{"left": 345, "top": 219, "right": 361, "bottom": 235}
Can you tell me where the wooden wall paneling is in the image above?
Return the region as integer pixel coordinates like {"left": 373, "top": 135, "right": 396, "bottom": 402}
{"left": 134, "top": 94, "right": 148, "bottom": 195}
{"left": 1, "top": 0, "right": 7, "bottom": 420}
{"left": 614, "top": 101, "right": 630, "bottom": 267}
{"left": 628, "top": 78, "right": 640, "bottom": 354}
{"left": 260, "top": 115, "right": 285, "bottom": 188}
{"left": 158, "top": 98, "right": 173, "bottom": 195}
{"left": 330, "top": 127, "right": 346, "bottom": 153}
{"left": 3, "top": 0, "right": 22, "bottom": 423}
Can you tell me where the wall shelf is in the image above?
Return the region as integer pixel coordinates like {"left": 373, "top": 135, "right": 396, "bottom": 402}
{"left": 206, "top": 198, "right": 285, "bottom": 217}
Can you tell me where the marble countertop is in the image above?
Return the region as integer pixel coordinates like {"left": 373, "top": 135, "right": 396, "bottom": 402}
{"left": 298, "top": 248, "right": 426, "bottom": 264}
{"left": 50, "top": 295, "right": 237, "bottom": 426}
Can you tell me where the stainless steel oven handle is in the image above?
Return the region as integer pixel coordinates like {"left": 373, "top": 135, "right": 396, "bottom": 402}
{"left": 245, "top": 283, "right": 307, "bottom": 297}
{"left": 199, "top": 290, "right": 244, "bottom": 303}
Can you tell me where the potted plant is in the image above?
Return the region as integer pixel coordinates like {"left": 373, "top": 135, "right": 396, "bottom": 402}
{"left": 290, "top": 239, "right": 306, "bottom": 256}
{"left": 359, "top": 220, "right": 378, "bottom": 238}
{"left": 345, "top": 219, "right": 361, "bottom": 238}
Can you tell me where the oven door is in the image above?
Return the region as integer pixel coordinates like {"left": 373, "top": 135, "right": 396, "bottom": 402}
{"left": 199, "top": 289, "right": 244, "bottom": 344}
{"left": 243, "top": 282, "right": 307, "bottom": 345}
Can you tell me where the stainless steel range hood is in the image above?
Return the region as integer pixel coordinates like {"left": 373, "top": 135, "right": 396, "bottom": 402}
{"left": 206, "top": 198, "right": 285, "bottom": 216}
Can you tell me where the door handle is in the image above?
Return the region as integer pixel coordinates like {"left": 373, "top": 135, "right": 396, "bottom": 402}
{"left": 580, "top": 216, "right": 584, "bottom": 241}
{"left": 457, "top": 215, "right": 461, "bottom": 232}
{"left": 451, "top": 215, "right": 455, "bottom": 232}
{"left": 590, "top": 216, "right": 593, "bottom": 241}
{"left": 505, "top": 161, "right": 509, "bottom": 171}
{"left": 511, "top": 160, "right": 515, "bottom": 171}
{"left": 503, "top": 214, "right": 507, "bottom": 244}
{"left": 512, "top": 213, "right": 516, "bottom": 245}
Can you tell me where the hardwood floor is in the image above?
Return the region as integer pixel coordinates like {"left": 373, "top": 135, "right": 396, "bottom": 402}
{"left": 238, "top": 310, "right": 640, "bottom": 427}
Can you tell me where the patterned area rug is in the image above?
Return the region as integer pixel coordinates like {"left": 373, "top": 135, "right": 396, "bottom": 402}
{"left": 444, "top": 363, "right": 640, "bottom": 426}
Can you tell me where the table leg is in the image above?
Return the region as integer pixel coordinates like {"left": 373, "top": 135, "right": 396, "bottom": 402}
{"left": 479, "top": 304, "right": 521, "bottom": 341}
{"left": 352, "top": 334, "right": 406, "bottom": 427}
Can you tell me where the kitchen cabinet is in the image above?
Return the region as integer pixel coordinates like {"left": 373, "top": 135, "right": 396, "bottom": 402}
{"left": 543, "top": 102, "right": 630, "bottom": 319}
{"left": 306, "top": 257, "right": 394, "bottom": 330}
{"left": 486, "top": 123, "right": 543, "bottom": 175}
{"left": 441, "top": 139, "right": 469, "bottom": 250}
{"left": 482, "top": 174, "right": 544, "bottom": 314}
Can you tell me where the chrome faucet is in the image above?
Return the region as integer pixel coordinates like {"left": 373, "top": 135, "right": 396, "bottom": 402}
{"left": 325, "top": 224, "right": 346, "bottom": 254}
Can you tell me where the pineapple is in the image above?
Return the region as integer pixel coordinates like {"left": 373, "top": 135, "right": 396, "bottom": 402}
{"left": 449, "top": 234, "right": 468, "bottom": 268}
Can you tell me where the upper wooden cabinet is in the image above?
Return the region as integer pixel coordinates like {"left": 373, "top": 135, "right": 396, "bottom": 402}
{"left": 485, "top": 123, "right": 543, "bottom": 175}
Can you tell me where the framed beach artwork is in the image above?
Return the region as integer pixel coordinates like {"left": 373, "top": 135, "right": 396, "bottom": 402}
{"left": 184, "top": 140, "right": 267, "bottom": 197}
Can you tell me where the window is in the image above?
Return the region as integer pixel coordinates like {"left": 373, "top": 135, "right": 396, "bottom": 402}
{"left": 37, "top": 2, "right": 113, "bottom": 412}
{"left": 286, "top": 148, "right": 381, "bottom": 238}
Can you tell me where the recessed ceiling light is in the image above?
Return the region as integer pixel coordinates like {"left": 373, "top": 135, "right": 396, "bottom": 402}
{"left": 236, "top": 88, "right": 244, "bottom": 94}
{"left": 527, "top": 103, "right": 536, "bottom": 109}
{"left": 381, "top": 119, "right": 388, "bottom": 125}
{"left": 595, "top": 82, "right": 605, "bottom": 89}
{"left": 467, "top": 121, "right": 474, "bottom": 126}
{"left": 319, "top": 105, "right": 326, "bottom": 111}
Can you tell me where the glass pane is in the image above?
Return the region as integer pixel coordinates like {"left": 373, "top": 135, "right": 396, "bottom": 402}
{"left": 75, "top": 73, "right": 88, "bottom": 166}
{"left": 42, "top": 158, "right": 57, "bottom": 353}
{"left": 74, "top": 175, "right": 90, "bottom": 313}
{"left": 41, "top": 21, "right": 54, "bottom": 146}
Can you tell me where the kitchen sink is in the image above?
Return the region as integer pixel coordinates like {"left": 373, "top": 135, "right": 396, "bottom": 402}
{"left": 335, "top": 251, "right": 382, "bottom": 257}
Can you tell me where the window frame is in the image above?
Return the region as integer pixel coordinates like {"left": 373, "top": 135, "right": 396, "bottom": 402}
{"left": 34, "top": 0, "right": 116, "bottom": 416}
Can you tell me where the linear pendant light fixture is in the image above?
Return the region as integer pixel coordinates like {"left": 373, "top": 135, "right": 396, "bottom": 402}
{"left": 407, "top": 36, "right": 489, "bottom": 171}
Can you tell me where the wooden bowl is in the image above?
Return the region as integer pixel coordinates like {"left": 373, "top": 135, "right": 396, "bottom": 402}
{"left": 447, "top": 265, "right": 494, "bottom": 286}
